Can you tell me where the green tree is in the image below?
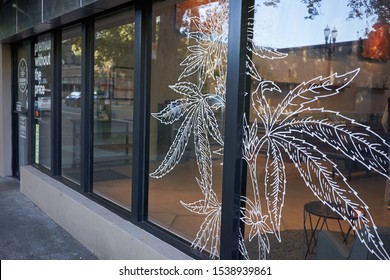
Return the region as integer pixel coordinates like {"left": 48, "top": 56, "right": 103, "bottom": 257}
{"left": 302, "top": 0, "right": 390, "bottom": 22}
{"left": 94, "top": 23, "right": 135, "bottom": 77}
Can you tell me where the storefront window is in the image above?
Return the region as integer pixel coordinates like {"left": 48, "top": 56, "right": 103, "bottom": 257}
{"left": 149, "top": 0, "right": 228, "bottom": 258}
{"left": 61, "top": 25, "right": 82, "bottom": 184}
{"left": 8, "top": 0, "right": 390, "bottom": 261}
{"left": 92, "top": 10, "right": 134, "bottom": 210}
{"left": 14, "top": 40, "right": 31, "bottom": 177}
{"left": 240, "top": 0, "right": 390, "bottom": 260}
{"left": 33, "top": 34, "right": 52, "bottom": 169}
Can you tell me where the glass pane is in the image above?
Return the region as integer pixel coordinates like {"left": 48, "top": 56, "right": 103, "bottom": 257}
{"left": 61, "top": 25, "right": 82, "bottom": 184}
{"left": 0, "top": 1, "right": 16, "bottom": 41}
{"left": 93, "top": 10, "right": 134, "bottom": 210}
{"left": 33, "top": 34, "right": 52, "bottom": 169}
{"left": 241, "top": 0, "right": 390, "bottom": 260}
{"left": 42, "top": 0, "right": 80, "bottom": 22}
{"left": 15, "top": 40, "right": 30, "bottom": 170}
{"left": 82, "top": 0, "right": 97, "bottom": 5}
{"left": 149, "top": 0, "right": 228, "bottom": 258}
{"left": 16, "top": 0, "right": 41, "bottom": 32}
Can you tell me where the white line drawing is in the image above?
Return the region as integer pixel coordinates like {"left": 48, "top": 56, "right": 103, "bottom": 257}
{"left": 240, "top": 69, "right": 390, "bottom": 260}
{"left": 150, "top": 0, "right": 228, "bottom": 259}
{"left": 150, "top": 0, "right": 390, "bottom": 260}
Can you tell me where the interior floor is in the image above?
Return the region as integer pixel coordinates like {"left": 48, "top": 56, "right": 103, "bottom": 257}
{"left": 92, "top": 155, "right": 390, "bottom": 259}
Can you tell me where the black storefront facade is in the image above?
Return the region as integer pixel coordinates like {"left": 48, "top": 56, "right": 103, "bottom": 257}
{"left": 0, "top": 0, "right": 389, "bottom": 260}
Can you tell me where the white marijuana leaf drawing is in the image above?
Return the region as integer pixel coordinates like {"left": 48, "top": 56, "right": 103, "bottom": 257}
{"left": 150, "top": 1, "right": 228, "bottom": 258}
{"left": 240, "top": 68, "right": 390, "bottom": 260}
{"left": 151, "top": 0, "right": 390, "bottom": 260}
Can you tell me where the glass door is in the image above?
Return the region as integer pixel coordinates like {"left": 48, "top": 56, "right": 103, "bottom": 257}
{"left": 13, "top": 40, "right": 31, "bottom": 177}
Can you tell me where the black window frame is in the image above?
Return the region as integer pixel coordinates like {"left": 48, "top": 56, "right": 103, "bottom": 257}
{"left": 16, "top": 0, "right": 252, "bottom": 260}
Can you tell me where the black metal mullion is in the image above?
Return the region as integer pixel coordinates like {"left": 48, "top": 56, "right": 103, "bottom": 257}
{"left": 81, "top": 20, "right": 94, "bottom": 193}
{"left": 11, "top": 44, "right": 19, "bottom": 176}
{"left": 132, "top": 0, "right": 152, "bottom": 222}
{"left": 51, "top": 30, "right": 62, "bottom": 175}
{"left": 28, "top": 39, "right": 35, "bottom": 166}
{"left": 220, "top": 0, "right": 250, "bottom": 260}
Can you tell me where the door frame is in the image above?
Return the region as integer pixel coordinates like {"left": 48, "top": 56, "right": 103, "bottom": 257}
{"left": 12, "top": 40, "right": 33, "bottom": 177}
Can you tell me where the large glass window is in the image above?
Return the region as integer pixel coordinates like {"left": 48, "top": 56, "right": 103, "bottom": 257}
{"left": 14, "top": 40, "right": 31, "bottom": 177}
{"left": 33, "top": 34, "right": 52, "bottom": 169}
{"left": 12, "top": 0, "right": 390, "bottom": 261}
{"left": 149, "top": 0, "right": 228, "bottom": 258}
{"left": 92, "top": 10, "right": 134, "bottom": 210}
{"left": 61, "top": 25, "right": 82, "bottom": 184}
{"left": 240, "top": 0, "right": 390, "bottom": 260}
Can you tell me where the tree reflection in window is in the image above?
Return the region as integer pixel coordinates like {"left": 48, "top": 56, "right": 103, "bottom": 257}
{"left": 150, "top": 0, "right": 390, "bottom": 260}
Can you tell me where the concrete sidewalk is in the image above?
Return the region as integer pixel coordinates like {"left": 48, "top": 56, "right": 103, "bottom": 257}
{"left": 0, "top": 176, "right": 97, "bottom": 260}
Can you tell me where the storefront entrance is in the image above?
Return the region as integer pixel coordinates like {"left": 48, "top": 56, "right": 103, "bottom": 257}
{"left": 3, "top": 0, "right": 390, "bottom": 260}
{"left": 13, "top": 41, "right": 31, "bottom": 177}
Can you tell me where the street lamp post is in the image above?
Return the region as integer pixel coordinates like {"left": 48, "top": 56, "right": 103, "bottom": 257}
{"left": 324, "top": 25, "right": 338, "bottom": 56}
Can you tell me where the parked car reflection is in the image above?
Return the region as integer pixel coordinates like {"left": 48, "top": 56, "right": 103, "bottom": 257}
{"left": 64, "top": 91, "right": 81, "bottom": 107}
{"left": 37, "top": 96, "right": 51, "bottom": 111}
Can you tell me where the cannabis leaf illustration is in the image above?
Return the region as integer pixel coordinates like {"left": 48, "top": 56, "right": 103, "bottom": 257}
{"left": 240, "top": 68, "right": 390, "bottom": 260}
{"left": 181, "top": 189, "right": 221, "bottom": 258}
{"left": 149, "top": 79, "right": 224, "bottom": 259}
{"left": 179, "top": 1, "right": 229, "bottom": 88}
{"left": 240, "top": 196, "right": 273, "bottom": 259}
{"left": 150, "top": 0, "right": 389, "bottom": 261}
{"left": 150, "top": 82, "right": 223, "bottom": 179}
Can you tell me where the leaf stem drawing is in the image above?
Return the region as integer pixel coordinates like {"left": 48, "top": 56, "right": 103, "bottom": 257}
{"left": 151, "top": 0, "right": 390, "bottom": 260}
